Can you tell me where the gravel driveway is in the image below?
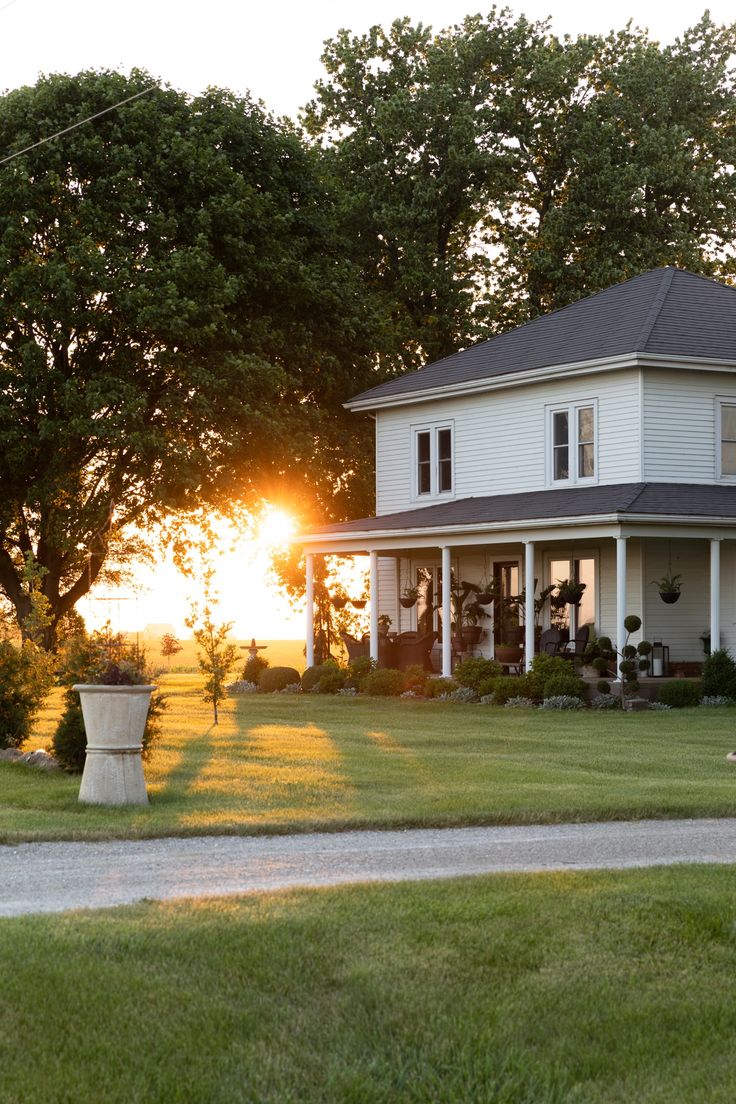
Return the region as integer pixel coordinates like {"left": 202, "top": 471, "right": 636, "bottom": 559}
{"left": 3, "top": 817, "right": 736, "bottom": 917}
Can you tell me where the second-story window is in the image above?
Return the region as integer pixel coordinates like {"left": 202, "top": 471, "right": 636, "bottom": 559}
{"left": 548, "top": 401, "right": 596, "bottom": 485}
{"left": 415, "top": 424, "right": 454, "bottom": 497}
{"left": 719, "top": 401, "right": 736, "bottom": 478}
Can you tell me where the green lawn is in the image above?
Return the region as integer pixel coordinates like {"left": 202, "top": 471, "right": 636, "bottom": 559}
{"left": 2, "top": 864, "right": 736, "bottom": 1102}
{"left": 2, "top": 674, "right": 735, "bottom": 843}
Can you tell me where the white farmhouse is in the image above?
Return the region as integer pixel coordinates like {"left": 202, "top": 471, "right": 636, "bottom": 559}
{"left": 301, "top": 267, "right": 736, "bottom": 679}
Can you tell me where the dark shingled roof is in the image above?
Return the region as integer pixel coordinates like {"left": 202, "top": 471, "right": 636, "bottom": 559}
{"left": 350, "top": 268, "right": 736, "bottom": 406}
{"left": 307, "top": 483, "right": 736, "bottom": 537}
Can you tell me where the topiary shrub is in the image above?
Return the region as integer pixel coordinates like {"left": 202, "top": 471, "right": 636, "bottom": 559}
{"left": 424, "top": 677, "right": 458, "bottom": 698}
{"left": 360, "top": 668, "right": 405, "bottom": 696}
{"left": 540, "top": 673, "right": 586, "bottom": 701}
{"left": 315, "top": 668, "right": 345, "bottom": 694}
{"left": 658, "top": 679, "right": 702, "bottom": 708}
{"left": 453, "top": 657, "right": 503, "bottom": 692}
{"left": 702, "top": 649, "right": 736, "bottom": 701}
{"left": 259, "top": 666, "right": 301, "bottom": 693}
{"left": 243, "top": 653, "right": 269, "bottom": 683}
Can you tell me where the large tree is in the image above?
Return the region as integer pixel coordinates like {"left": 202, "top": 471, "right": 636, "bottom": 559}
{"left": 0, "top": 70, "right": 375, "bottom": 644}
{"left": 306, "top": 11, "right": 736, "bottom": 342}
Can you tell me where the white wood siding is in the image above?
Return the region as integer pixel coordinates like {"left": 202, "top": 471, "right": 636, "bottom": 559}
{"left": 642, "top": 368, "right": 736, "bottom": 483}
{"left": 375, "top": 369, "right": 641, "bottom": 515}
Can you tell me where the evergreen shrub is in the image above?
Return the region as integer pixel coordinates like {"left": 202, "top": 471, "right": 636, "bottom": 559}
{"left": 657, "top": 679, "right": 702, "bottom": 708}
{"left": 360, "top": 668, "right": 404, "bottom": 696}
{"left": 453, "top": 657, "right": 502, "bottom": 692}
{"left": 701, "top": 649, "right": 736, "bottom": 701}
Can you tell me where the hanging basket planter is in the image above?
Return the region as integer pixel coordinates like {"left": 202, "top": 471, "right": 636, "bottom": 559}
{"left": 476, "top": 592, "right": 494, "bottom": 606}
{"left": 331, "top": 596, "right": 348, "bottom": 610}
{"left": 400, "top": 596, "right": 417, "bottom": 609}
{"left": 556, "top": 579, "right": 586, "bottom": 607}
{"left": 351, "top": 599, "right": 367, "bottom": 610}
{"left": 659, "top": 590, "right": 681, "bottom": 605}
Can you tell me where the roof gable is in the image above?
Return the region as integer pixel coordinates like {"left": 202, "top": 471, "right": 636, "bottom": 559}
{"left": 351, "top": 267, "right": 736, "bottom": 407}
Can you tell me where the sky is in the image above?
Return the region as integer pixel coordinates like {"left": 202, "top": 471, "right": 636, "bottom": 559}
{"left": 3, "top": 0, "right": 731, "bottom": 637}
{"left": 1, "top": 0, "right": 732, "bottom": 120}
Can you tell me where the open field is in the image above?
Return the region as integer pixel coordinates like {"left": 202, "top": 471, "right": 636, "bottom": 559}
{"left": 144, "top": 637, "right": 306, "bottom": 673}
{"left": 2, "top": 675, "right": 734, "bottom": 843}
{"left": 2, "top": 864, "right": 736, "bottom": 1102}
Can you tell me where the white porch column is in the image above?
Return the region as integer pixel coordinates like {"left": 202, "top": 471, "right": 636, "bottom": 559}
{"left": 710, "top": 538, "right": 721, "bottom": 653}
{"left": 616, "top": 536, "right": 627, "bottom": 665}
{"left": 394, "top": 557, "right": 402, "bottom": 633}
{"left": 369, "top": 550, "right": 379, "bottom": 662}
{"left": 305, "top": 553, "right": 315, "bottom": 668}
{"left": 441, "top": 545, "right": 452, "bottom": 678}
{"left": 524, "top": 541, "right": 535, "bottom": 672}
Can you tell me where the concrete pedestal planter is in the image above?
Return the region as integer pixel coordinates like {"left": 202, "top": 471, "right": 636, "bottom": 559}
{"left": 73, "top": 684, "right": 155, "bottom": 806}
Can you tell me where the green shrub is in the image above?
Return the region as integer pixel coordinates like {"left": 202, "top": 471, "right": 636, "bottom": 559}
{"left": 401, "top": 664, "right": 428, "bottom": 693}
{"left": 702, "top": 649, "right": 736, "bottom": 700}
{"left": 424, "top": 677, "right": 458, "bottom": 698}
{"left": 259, "top": 666, "right": 301, "bottom": 693}
{"left": 52, "top": 693, "right": 164, "bottom": 773}
{"left": 0, "top": 640, "right": 49, "bottom": 750}
{"left": 658, "top": 679, "right": 702, "bottom": 708}
{"left": 453, "top": 657, "right": 502, "bottom": 692}
{"left": 315, "top": 669, "right": 345, "bottom": 694}
{"left": 301, "top": 665, "right": 327, "bottom": 692}
{"left": 481, "top": 675, "right": 534, "bottom": 704}
{"left": 345, "top": 656, "right": 375, "bottom": 687}
{"left": 242, "top": 654, "right": 269, "bottom": 683}
{"left": 360, "top": 668, "right": 405, "bottom": 696}
{"left": 542, "top": 673, "right": 587, "bottom": 701}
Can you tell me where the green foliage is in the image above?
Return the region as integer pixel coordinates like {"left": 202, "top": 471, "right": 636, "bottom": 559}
{"left": 424, "top": 677, "right": 458, "bottom": 699}
{"left": 597, "top": 680, "right": 612, "bottom": 695}
{"left": 314, "top": 669, "right": 345, "bottom": 694}
{"left": 702, "top": 649, "right": 736, "bottom": 700}
{"left": 301, "top": 665, "right": 326, "bottom": 693}
{"left": 160, "top": 634, "right": 183, "bottom": 670}
{"left": 401, "top": 665, "right": 428, "bottom": 693}
{"left": 258, "top": 667, "right": 301, "bottom": 693}
{"left": 658, "top": 680, "right": 702, "bottom": 709}
{"left": 0, "top": 640, "right": 49, "bottom": 749}
{"left": 188, "top": 609, "right": 239, "bottom": 724}
{"left": 243, "top": 654, "right": 269, "bottom": 684}
{"left": 360, "top": 668, "right": 405, "bottom": 697}
{"left": 0, "top": 70, "right": 377, "bottom": 641}
{"left": 482, "top": 676, "right": 535, "bottom": 705}
{"left": 542, "top": 674, "right": 587, "bottom": 702}
{"left": 624, "top": 616, "right": 642, "bottom": 635}
{"left": 454, "top": 657, "right": 503, "bottom": 692}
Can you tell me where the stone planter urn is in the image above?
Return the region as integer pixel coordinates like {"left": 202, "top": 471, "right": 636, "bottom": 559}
{"left": 74, "top": 684, "right": 155, "bottom": 806}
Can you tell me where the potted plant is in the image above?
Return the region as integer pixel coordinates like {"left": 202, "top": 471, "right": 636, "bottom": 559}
{"left": 475, "top": 578, "right": 497, "bottom": 606}
{"left": 400, "top": 585, "right": 419, "bottom": 609}
{"left": 556, "top": 578, "right": 586, "bottom": 606}
{"left": 653, "top": 573, "right": 682, "bottom": 604}
{"left": 460, "top": 601, "right": 484, "bottom": 648}
{"left": 377, "top": 614, "right": 392, "bottom": 637}
{"left": 351, "top": 598, "right": 367, "bottom": 610}
{"left": 331, "top": 593, "right": 348, "bottom": 610}
{"left": 74, "top": 658, "right": 155, "bottom": 806}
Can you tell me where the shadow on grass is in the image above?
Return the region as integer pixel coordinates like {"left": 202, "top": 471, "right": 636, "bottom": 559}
{"left": 153, "top": 727, "right": 217, "bottom": 805}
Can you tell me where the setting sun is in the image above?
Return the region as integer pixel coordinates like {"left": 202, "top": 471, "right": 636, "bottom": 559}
{"left": 256, "top": 508, "right": 296, "bottom": 550}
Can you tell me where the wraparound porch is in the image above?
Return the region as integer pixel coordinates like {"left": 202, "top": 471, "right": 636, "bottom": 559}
{"left": 302, "top": 517, "right": 734, "bottom": 678}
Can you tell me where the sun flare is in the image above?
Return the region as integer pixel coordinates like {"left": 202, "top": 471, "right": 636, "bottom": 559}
{"left": 256, "top": 508, "right": 296, "bottom": 550}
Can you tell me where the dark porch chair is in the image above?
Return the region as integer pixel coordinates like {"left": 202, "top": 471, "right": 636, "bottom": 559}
{"left": 396, "top": 631, "right": 438, "bottom": 671}
{"left": 556, "top": 624, "right": 590, "bottom": 663}
{"left": 538, "top": 627, "right": 564, "bottom": 655}
{"left": 340, "top": 631, "right": 370, "bottom": 664}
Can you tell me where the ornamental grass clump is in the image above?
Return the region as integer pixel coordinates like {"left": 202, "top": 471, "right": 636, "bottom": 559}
{"left": 504, "top": 696, "right": 537, "bottom": 709}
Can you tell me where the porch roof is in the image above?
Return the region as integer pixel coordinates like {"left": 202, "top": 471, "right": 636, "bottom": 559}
{"left": 306, "top": 482, "right": 736, "bottom": 539}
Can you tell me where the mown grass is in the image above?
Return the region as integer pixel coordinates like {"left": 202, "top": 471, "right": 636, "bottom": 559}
{"left": 2, "top": 674, "right": 734, "bottom": 844}
{"left": 2, "top": 864, "right": 736, "bottom": 1102}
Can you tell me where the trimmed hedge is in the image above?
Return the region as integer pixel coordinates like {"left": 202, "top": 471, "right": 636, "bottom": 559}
{"left": 657, "top": 679, "right": 702, "bottom": 708}
{"left": 360, "top": 668, "right": 405, "bottom": 697}
{"left": 453, "top": 657, "right": 503, "bottom": 692}
{"left": 259, "top": 667, "right": 301, "bottom": 693}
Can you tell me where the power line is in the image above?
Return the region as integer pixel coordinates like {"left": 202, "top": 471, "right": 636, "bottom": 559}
{"left": 0, "top": 83, "right": 157, "bottom": 167}
{"left": 0, "top": 0, "right": 19, "bottom": 12}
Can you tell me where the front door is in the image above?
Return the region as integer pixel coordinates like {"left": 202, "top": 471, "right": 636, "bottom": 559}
{"left": 493, "top": 561, "right": 520, "bottom": 646}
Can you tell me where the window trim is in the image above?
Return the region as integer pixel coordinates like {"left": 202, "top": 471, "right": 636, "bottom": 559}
{"left": 716, "top": 396, "right": 736, "bottom": 482}
{"left": 411, "top": 420, "right": 455, "bottom": 500}
{"left": 545, "top": 399, "right": 598, "bottom": 487}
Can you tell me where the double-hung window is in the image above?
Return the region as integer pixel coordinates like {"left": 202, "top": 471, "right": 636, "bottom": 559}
{"left": 548, "top": 401, "right": 597, "bottom": 485}
{"left": 718, "top": 399, "right": 736, "bottom": 480}
{"left": 414, "top": 424, "right": 454, "bottom": 498}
